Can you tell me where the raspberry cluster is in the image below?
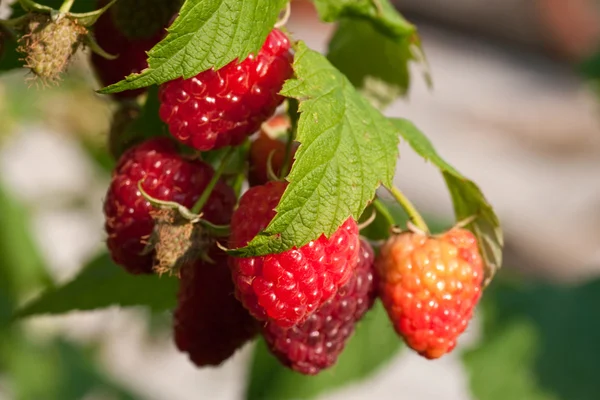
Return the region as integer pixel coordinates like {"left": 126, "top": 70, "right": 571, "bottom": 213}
{"left": 95, "top": 0, "right": 488, "bottom": 376}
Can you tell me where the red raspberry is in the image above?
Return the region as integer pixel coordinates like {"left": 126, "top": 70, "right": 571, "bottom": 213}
{"left": 248, "top": 115, "right": 298, "bottom": 187}
{"left": 91, "top": 0, "right": 170, "bottom": 99}
{"left": 228, "top": 181, "right": 360, "bottom": 328}
{"left": 104, "top": 138, "right": 235, "bottom": 274}
{"left": 375, "top": 228, "right": 484, "bottom": 359}
{"left": 262, "top": 239, "right": 376, "bottom": 375}
{"left": 158, "top": 29, "right": 293, "bottom": 151}
{"left": 174, "top": 251, "right": 257, "bottom": 366}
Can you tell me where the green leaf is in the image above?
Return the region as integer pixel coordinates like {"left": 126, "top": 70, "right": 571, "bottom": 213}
{"left": 247, "top": 301, "right": 402, "bottom": 400}
{"left": 328, "top": 19, "right": 412, "bottom": 108}
{"left": 99, "top": 0, "right": 288, "bottom": 94}
{"left": 391, "top": 118, "right": 503, "bottom": 283}
{"left": 0, "top": 183, "right": 52, "bottom": 327}
{"left": 16, "top": 253, "right": 178, "bottom": 318}
{"left": 230, "top": 42, "right": 400, "bottom": 257}
{"left": 463, "top": 277, "right": 600, "bottom": 400}
{"left": 313, "top": 0, "right": 414, "bottom": 38}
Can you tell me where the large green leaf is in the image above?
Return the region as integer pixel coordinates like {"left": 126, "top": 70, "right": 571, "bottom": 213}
{"left": 100, "top": 0, "right": 288, "bottom": 93}
{"left": 16, "top": 253, "right": 178, "bottom": 318}
{"left": 229, "top": 42, "right": 400, "bottom": 257}
{"left": 464, "top": 276, "right": 600, "bottom": 400}
{"left": 246, "top": 302, "right": 402, "bottom": 400}
{"left": 391, "top": 118, "right": 503, "bottom": 284}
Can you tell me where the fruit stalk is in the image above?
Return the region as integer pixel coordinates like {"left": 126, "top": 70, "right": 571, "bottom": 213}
{"left": 388, "top": 186, "right": 429, "bottom": 233}
{"left": 191, "top": 147, "right": 236, "bottom": 215}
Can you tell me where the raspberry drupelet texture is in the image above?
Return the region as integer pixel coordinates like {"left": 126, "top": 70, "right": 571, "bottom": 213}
{"left": 375, "top": 228, "right": 484, "bottom": 359}
{"left": 91, "top": 0, "right": 172, "bottom": 99}
{"left": 174, "top": 251, "right": 257, "bottom": 367}
{"left": 158, "top": 29, "right": 293, "bottom": 151}
{"left": 262, "top": 239, "right": 377, "bottom": 375}
{"left": 228, "top": 181, "right": 360, "bottom": 328}
{"left": 104, "top": 138, "right": 235, "bottom": 274}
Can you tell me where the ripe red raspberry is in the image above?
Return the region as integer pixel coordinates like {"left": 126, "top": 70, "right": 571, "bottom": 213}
{"left": 104, "top": 138, "right": 235, "bottom": 274}
{"left": 158, "top": 29, "right": 293, "bottom": 151}
{"left": 174, "top": 251, "right": 257, "bottom": 366}
{"left": 262, "top": 239, "right": 376, "bottom": 375}
{"left": 91, "top": 0, "right": 172, "bottom": 99}
{"left": 375, "top": 228, "right": 484, "bottom": 359}
{"left": 228, "top": 181, "right": 360, "bottom": 328}
{"left": 248, "top": 115, "right": 298, "bottom": 186}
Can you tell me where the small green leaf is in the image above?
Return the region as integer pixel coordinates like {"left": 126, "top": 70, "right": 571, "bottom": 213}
{"left": 16, "top": 253, "right": 178, "bottom": 318}
{"left": 99, "top": 0, "right": 288, "bottom": 94}
{"left": 464, "top": 277, "right": 600, "bottom": 400}
{"left": 247, "top": 302, "right": 402, "bottom": 400}
{"left": 230, "top": 42, "right": 400, "bottom": 257}
{"left": 328, "top": 19, "right": 412, "bottom": 108}
{"left": 391, "top": 118, "right": 503, "bottom": 283}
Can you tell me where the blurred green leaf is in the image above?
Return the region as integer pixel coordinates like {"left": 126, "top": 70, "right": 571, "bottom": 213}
{"left": 464, "top": 277, "right": 600, "bottom": 400}
{"left": 1, "top": 333, "right": 139, "bottom": 400}
{"left": 0, "top": 183, "right": 52, "bottom": 327}
{"left": 247, "top": 302, "right": 402, "bottom": 400}
{"left": 579, "top": 50, "right": 600, "bottom": 81}
{"left": 0, "top": 33, "right": 22, "bottom": 73}
{"left": 390, "top": 118, "right": 503, "bottom": 284}
{"left": 16, "top": 253, "right": 178, "bottom": 318}
{"left": 328, "top": 19, "right": 411, "bottom": 108}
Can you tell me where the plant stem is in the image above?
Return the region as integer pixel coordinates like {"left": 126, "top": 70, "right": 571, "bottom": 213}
{"left": 59, "top": 0, "right": 75, "bottom": 13}
{"left": 388, "top": 186, "right": 429, "bottom": 233}
{"left": 191, "top": 147, "right": 235, "bottom": 214}
{"left": 280, "top": 99, "right": 298, "bottom": 179}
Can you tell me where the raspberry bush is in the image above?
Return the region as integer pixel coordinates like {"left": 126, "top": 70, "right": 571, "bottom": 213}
{"left": 7, "top": 0, "right": 574, "bottom": 398}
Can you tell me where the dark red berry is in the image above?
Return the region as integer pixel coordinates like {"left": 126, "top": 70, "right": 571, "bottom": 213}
{"left": 91, "top": 0, "right": 171, "bottom": 99}
{"left": 228, "top": 181, "right": 360, "bottom": 328}
{"left": 174, "top": 250, "right": 257, "bottom": 366}
{"left": 262, "top": 239, "right": 376, "bottom": 375}
{"left": 158, "top": 29, "right": 293, "bottom": 151}
{"left": 104, "top": 138, "right": 235, "bottom": 274}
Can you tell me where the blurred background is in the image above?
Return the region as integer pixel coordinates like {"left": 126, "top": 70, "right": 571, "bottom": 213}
{"left": 0, "top": 0, "right": 599, "bottom": 399}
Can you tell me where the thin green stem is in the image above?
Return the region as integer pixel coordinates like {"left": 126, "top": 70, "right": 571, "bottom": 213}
{"left": 280, "top": 99, "right": 299, "bottom": 179}
{"left": 59, "top": 0, "right": 75, "bottom": 13}
{"left": 191, "top": 147, "right": 235, "bottom": 214}
{"left": 388, "top": 186, "right": 429, "bottom": 233}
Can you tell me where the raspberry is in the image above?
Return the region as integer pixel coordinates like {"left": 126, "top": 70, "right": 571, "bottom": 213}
{"left": 158, "top": 29, "right": 293, "bottom": 151}
{"left": 18, "top": 14, "right": 87, "bottom": 83}
{"left": 228, "top": 181, "right": 360, "bottom": 328}
{"left": 104, "top": 138, "right": 235, "bottom": 274}
{"left": 174, "top": 251, "right": 257, "bottom": 366}
{"left": 248, "top": 115, "right": 298, "bottom": 186}
{"left": 91, "top": 0, "right": 173, "bottom": 99}
{"left": 262, "top": 239, "right": 376, "bottom": 375}
{"left": 375, "top": 228, "right": 484, "bottom": 359}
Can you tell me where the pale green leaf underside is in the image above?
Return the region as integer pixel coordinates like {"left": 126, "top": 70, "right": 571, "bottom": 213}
{"left": 391, "top": 118, "right": 503, "bottom": 283}
{"left": 230, "top": 42, "right": 400, "bottom": 257}
{"left": 99, "top": 0, "right": 288, "bottom": 93}
{"left": 16, "top": 253, "right": 178, "bottom": 318}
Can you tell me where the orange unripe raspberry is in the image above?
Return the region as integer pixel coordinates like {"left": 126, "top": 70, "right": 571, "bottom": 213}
{"left": 375, "top": 228, "right": 484, "bottom": 359}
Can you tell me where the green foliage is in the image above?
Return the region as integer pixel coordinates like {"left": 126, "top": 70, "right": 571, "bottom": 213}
{"left": 16, "top": 253, "right": 178, "bottom": 318}
{"left": 391, "top": 118, "right": 503, "bottom": 283}
{"left": 229, "top": 42, "right": 400, "bottom": 257}
{"left": 99, "top": 0, "right": 288, "bottom": 93}
{"left": 328, "top": 19, "right": 412, "bottom": 108}
{"left": 247, "top": 302, "right": 401, "bottom": 400}
{"left": 464, "top": 277, "right": 600, "bottom": 400}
